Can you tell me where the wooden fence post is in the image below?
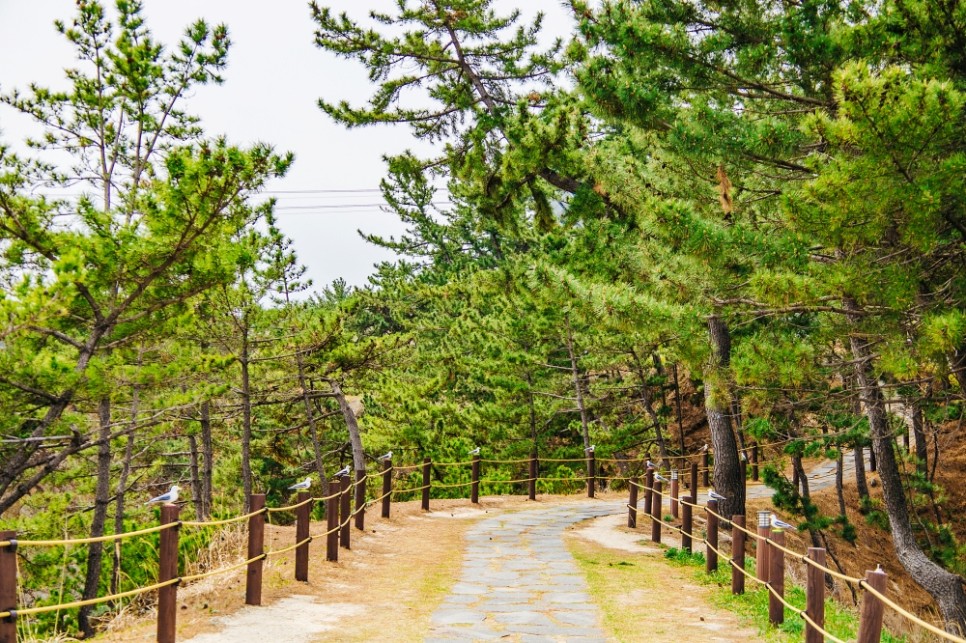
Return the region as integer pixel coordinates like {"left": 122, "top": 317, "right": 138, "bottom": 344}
{"left": 0, "top": 531, "right": 18, "bottom": 643}
{"left": 650, "top": 479, "right": 662, "bottom": 544}
{"left": 528, "top": 451, "right": 537, "bottom": 501}
{"left": 627, "top": 477, "right": 639, "bottom": 529}
{"left": 682, "top": 496, "right": 693, "bottom": 552}
{"left": 295, "top": 492, "right": 312, "bottom": 582}
{"left": 381, "top": 459, "right": 392, "bottom": 519}
{"left": 805, "top": 547, "right": 826, "bottom": 643}
{"left": 326, "top": 479, "right": 339, "bottom": 562}
{"left": 756, "top": 511, "right": 771, "bottom": 583}
{"left": 339, "top": 475, "right": 351, "bottom": 549}
{"left": 670, "top": 469, "right": 679, "bottom": 519}
{"left": 643, "top": 467, "right": 654, "bottom": 516}
{"left": 690, "top": 461, "right": 698, "bottom": 495}
{"left": 768, "top": 529, "right": 786, "bottom": 625}
{"left": 157, "top": 504, "right": 181, "bottom": 643}
{"left": 587, "top": 451, "right": 596, "bottom": 498}
{"left": 751, "top": 443, "right": 759, "bottom": 481}
{"left": 354, "top": 469, "right": 367, "bottom": 531}
{"left": 471, "top": 455, "right": 480, "bottom": 504}
{"left": 857, "top": 567, "right": 888, "bottom": 643}
{"left": 246, "top": 494, "right": 266, "bottom": 606}
{"left": 706, "top": 499, "right": 718, "bottom": 573}
{"left": 421, "top": 457, "right": 431, "bottom": 511}
{"left": 731, "top": 515, "right": 746, "bottom": 595}
{"left": 701, "top": 450, "right": 710, "bottom": 488}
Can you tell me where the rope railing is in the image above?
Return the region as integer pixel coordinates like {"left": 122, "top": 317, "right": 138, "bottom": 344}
{"left": 0, "top": 578, "right": 181, "bottom": 619}
{"left": 632, "top": 475, "right": 966, "bottom": 643}
{"left": 0, "top": 523, "right": 175, "bottom": 548}
{"left": 5, "top": 447, "right": 959, "bottom": 643}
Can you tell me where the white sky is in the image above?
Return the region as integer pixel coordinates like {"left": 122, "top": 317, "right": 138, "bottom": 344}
{"left": 0, "top": 1, "right": 573, "bottom": 293}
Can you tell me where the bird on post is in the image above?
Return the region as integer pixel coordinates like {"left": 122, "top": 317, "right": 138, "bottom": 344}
{"left": 708, "top": 489, "right": 728, "bottom": 501}
{"left": 654, "top": 472, "right": 670, "bottom": 484}
{"left": 646, "top": 459, "right": 658, "bottom": 469}
{"left": 770, "top": 514, "right": 797, "bottom": 531}
{"left": 469, "top": 447, "right": 480, "bottom": 456}
{"left": 145, "top": 485, "right": 180, "bottom": 505}
{"left": 288, "top": 477, "right": 312, "bottom": 491}
{"left": 584, "top": 445, "right": 595, "bottom": 453}
{"left": 335, "top": 466, "right": 351, "bottom": 478}
{"left": 378, "top": 450, "right": 393, "bottom": 461}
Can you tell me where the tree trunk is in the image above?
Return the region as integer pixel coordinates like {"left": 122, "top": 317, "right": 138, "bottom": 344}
{"left": 705, "top": 315, "right": 744, "bottom": 519}
{"left": 564, "top": 315, "right": 592, "bottom": 451}
{"left": 110, "top": 377, "right": 139, "bottom": 597}
{"left": 630, "top": 347, "right": 669, "bottom": 468}
{"left": 188, "top": 434, "right": 204, "bottom": 521}
{"left": 240, "top": 324, "right": 253, "bottom": 512}
{"left": 79, "top": 396, "right": 112, "bottom": 637}
{"left": 330, "top": 380, "right": 365, "bottom": 473}
{"left": 846, "top": 297, "right": 966, "bottom": 632}
{"left": 949, "top": 346, "right": 966, "bottom": 395}
{"left": 296, "top": 356, "right": 327, "bottom": 489}
{"left": 910, "top": 399, "right": 928, "bottom": 475}
{"left": 836, "top": 450, "right": 847, "bottom": 517}
{"left": 200, "top": 400, "right": 213, "bottom": 519}
{"left": 672, "top": 364, "right": 686, "bottom": 454}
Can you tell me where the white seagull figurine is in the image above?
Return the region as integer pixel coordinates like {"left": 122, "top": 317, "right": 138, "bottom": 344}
{"left": 584, "top": 445, "right": 595, "bottom": 453}
{"left": 646, "top": 460, "right": 658, "bottom": 469}
{"left": 378, "top": 451, "right": 393, "bottom": 461}
{"left": 469, "top": 447, "right": 481, "bottom": 456}
{"left": 335, "top": 466, "right": 351, "bottom": 478}
{"left": 288, "top": 477, "right": 312, "bottom": 491}
{"left": 654, "top": 472, "right": 670, "bottom": 483}
{"left": 708, "top": 489, "right": 728, "bottom": 501}
{"left": 145, "top": 485, "right": 180, "bottom": 505}
{"left": 770, "top": 514, "right": 797, "bottom": 531}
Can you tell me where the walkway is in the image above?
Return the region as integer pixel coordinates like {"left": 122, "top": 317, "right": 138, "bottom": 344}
{"left": 426, "top": 501, "right": 622, "bottom": 643}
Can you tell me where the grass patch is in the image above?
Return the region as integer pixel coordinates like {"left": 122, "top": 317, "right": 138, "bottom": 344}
{"left": 663, "top": 547, "right": 906, "bottom": 643}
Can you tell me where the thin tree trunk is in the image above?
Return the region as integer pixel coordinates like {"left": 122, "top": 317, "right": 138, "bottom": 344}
{"left": 330, "top": 380, "right": 365, "bottom": 472}
{"left": 849, "top": 374, "right": 871, "bottom": 502}
{"left": 705, "top": 315, "right": 744, "bottom": 519}
{"left": 240, "top": 323, "right": 253, "bottom": 512}
{"left": 630, "top": 347, "right": 669, "bottom": 468}
{"left": 79, "top": 396, "right": 112, "bottom": 636}
{"left": 110, "top": 373, "right": 139, "bottom": 597}
{"left": 188, "top": 434, "right": 204, "bottom": 521}
{"left": 564, "top": 315, "right": 591, "bottom": 450}
{"left": 910, "top": 399, "right": 928, "bottom": 475}
{"left": 845, "top": 296, "right": 966, "bottom": 632}
{"left": 200, "top": 400, "right": 213, "bottom": 518}
{"left": 836, "top": 450, "right": 847, "bottom": 517}
{"left": 673, "top": 363, "right": 685, "bottom": 454}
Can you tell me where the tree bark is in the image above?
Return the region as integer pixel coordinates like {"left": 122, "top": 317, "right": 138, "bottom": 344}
{"left": 564, "top": 315, "right": 592, "bottom": 451}
{"left": 188, "top": 434, "right": 204, "bottom": 521}
{"left": 78, "top": 396, "right": 112, "bottom": 637}
{"left": 845, "top": 297, "right": 966, "bottom": 632}
{"left": 111, "top": 375, "right": 139, "bottom": 597}
{"left": 200, "top": 400, "right": 213, "bottom": 519}
{"left": 240, "top": 322, "right": 253, "bottom": 512}
{"left": 705, "top": 315, "right": 744, "bottom": 519}
{"left": 630, "top": 347, "right": 669, "bottom": 468}
{"left": 330, "top": 380, "right": 365, "bottom": 473}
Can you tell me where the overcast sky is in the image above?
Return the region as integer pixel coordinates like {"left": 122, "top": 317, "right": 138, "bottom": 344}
{"left": 0, "top": 1, "right": 573, "bottom": 293}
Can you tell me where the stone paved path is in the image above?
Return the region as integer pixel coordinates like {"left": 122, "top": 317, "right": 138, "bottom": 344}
{"left": 426, "top": 501, "right": 622, "bottom": 643}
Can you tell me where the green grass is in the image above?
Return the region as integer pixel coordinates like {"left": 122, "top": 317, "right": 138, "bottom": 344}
{"left": 663, "top": 547, "right": 906, "bottom": 643}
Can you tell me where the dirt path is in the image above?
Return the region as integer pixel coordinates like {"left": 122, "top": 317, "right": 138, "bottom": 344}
{"left": 100, "top": 462, "right": 860, "bottom": 643}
